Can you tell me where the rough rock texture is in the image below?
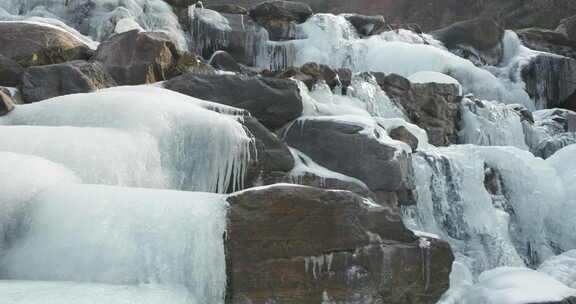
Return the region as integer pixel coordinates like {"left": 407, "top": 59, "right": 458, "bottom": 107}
{"left": 0, "top": 22, "right": 91, "bottom": 68}
{"left": 207, "top": 4, "right": 248, "bottom": 14}
{"left": 343, "top": 14, "right": 387, "bottom": 37}
{"left": 378, "top": 74, "right": 461, "bottom": 146}
{"left": 94, "top": 30, "right": 211, "bottom": 85}
{"left": 432, "top": 18, "right": 504, "bottom": 65}
{"left": 209, "top": 51, "right": 242, "bottom": 73}
{"left": 264, "top": 62, "right": 340, "bottom": 90}
{"left": 227, "top": 185, "right": 453, "bottom": 304}
{"left": 0, "top": 55, "right": 24, "bottom": 87}
{"left": 164, "top": 73, "right": 303, "bottom": 130}
{"left": 390, "top": 126, "right": 419, "bottom": 152}
{"left": 242, "top": 117, "right": 295, "bottom": 187}
{"left": 249, "top": 0, "right": 313, "bottom": 41}
{"left": 283, "top": 118, "right": 415, "bottom": 206}
{"left": 522, "top": 54, "right": 576, "bottom": 110}
{"left": 0, "top": 89, "right": 15, "bottom": 116}
{"left": 529, "top": 109, "right": 576, "bottom": 159}
{"left": 21, "top": 60, "right": 117, "bottom": 103}
{"left": 558, "top": 15, "right": 576, "bottom": 41}
{"left": 518, "top": 28, "right": 576, "bottom": 60}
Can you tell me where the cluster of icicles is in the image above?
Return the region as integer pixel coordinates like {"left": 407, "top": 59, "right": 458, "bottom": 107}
{"left": 1, "top": 0, "right": 576, "bottom": 303}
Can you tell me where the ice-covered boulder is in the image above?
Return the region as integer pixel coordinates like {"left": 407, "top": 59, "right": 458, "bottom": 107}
{"left": 208, "top": 50, "right": 242, "bottom": 73}
{"left": 522, "top": 53, "right": 576, "bottom": 110}
{"left": 164, "top": 73, "right": 303, "bottom": 130}
{"left": 283, "top": 116, "right": 415, "bottom": 204}
{"left": 21, "top": 60, "right": 117, "bottom": 103}
{"left": 379, "top": 74, "right": 462, "bottom": 146}
{"left": 432, "top": 18, "right": 505, "bottom": 66}
{"left": 0, "top": 22, "right": 91, "bottom": 68}
{"left": 227, "top": 184, "right": 453, "bottom": 304}
{"left": 94, "top": 30, "right": 210, "bottom": 85}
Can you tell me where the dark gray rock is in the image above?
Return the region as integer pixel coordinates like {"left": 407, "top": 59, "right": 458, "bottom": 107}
{"left": 209, "top": 51, "right": 242, "bottom": 73}
{"left": 522, "top": 54, "right": 576, "bottom": 110}
{"left": 283, "top": 118, "right": 415, "bottom": 196}
{"left": 242, "top": 116, "right": 295, "bottom": 187}
{"left": 227, "top": 184, "right": 453, "bottom": 304}
{"left": 164, "top": 73, "right": 303, "bottom": 130}
{"left": 518, "top": 28, "right": 576, "bottom": 59}
{"left": 264, "top": 62, "right": 340, "bottom": 90}
{"left": 249, "top": 0, "right": 313, "bottom": 41}
{"left": 0, "top": 55, "right": 24, "bottom": 87}
{"left": 432, "top": 18, "right": 505, "bottom": 66}
{"left": 0, "top": 89, "right": 15, "bottom": 116}
{"left": 206, "top": 4, "right": 248, "bottom": 14}
{"left": 21, "top": 60, "right": 117, "bottom": 103}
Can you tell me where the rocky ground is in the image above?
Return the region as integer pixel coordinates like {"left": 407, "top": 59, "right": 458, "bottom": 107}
{"left": 1, "top": 0, "right": 576, "bottom": 303}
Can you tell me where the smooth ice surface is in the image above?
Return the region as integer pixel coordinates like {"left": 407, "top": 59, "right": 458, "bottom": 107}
{"left": 0, "top": 86, "right": 253, "bottom": 193}
{"left": 539, "top": 250, "right": 576, "bottom": 289}
{"left": 0, "top": 0, "right": 187, "bottom": 48}
{"left": 459, "top": 97, "right": 529, "bottom": 150}
{"left": 459, "top": 267, "right": 575, "bottom": 304}
{"left": 0, "top": 184, "right": 228, "bottom": 303}
{"left": 0, "top": 281, "right": 192, "bottom": 304}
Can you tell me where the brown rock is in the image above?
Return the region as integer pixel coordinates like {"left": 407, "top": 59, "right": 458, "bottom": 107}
{"left": 0, "top": 22, "right": 91, "bottom": 68}
{"left": 0, "top": 55, "right": 24, "bottom": 87}
{"left": 94, "top": 30, "right": 211, "bottom": 85}
{"left": 379, "top": 74, "right": 461, "bottom": 146}
{"left": 390, "top": 126, "right": 419, "bottom": 152}
{"left": 227, "top": 185, "right": 453, "bottom": 304}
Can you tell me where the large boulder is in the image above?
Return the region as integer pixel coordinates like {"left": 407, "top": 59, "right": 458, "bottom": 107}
{"left": 378, "top": 74, "right": 461, "bottom": 146}
{"left": 21, "top": 61, "right": 117, "bottom": 103}
{"left": 0, "top": 89, "right": 15, "bottom": 116}
{"left": 282, "top": 117, "right": 415, "bottom": 204}
{"left": 432, "top": 18, "right": 505, "bottom": 66}
{"left": 264, "top": 62, "right": 340, "bottom": 90}
{"left": 164, "top": 73, "right": 303, "bottom": 130}
{"left": 242, "top": 116, "right": 295, "bottom": 186}
{"left": 0, "top": 22, "right": 91, "bottom": 68}
{"left": 249, "top": 0, "right": 313, "bottom": 41}
{"left": 522, "top": 54, "right": 576, "bottom": 110}
{"left": 0, "top": 55, "right": 24, "bottom": 87}
{"left": 93, "top": 30, "right": 211, "bottom": 85}
{"left": 227, "top": 185, "right": 453, "bottom": 304}
{"left": 517, "top": 28, "right": 576, "bottom": 60}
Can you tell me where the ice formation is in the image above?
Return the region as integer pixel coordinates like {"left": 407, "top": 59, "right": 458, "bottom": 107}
{"left": 0, "top": 0, "right": 187, "bottom": 48}
{"left": 0, "top": 86, "right": 253, "bottom": 193}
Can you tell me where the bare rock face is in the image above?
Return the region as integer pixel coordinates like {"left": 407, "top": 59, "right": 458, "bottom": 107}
{"left": 0, "top": 55, "right": 24, "bottom": 87}
{"left": 249, "top": 0, "right": 313, "bottom": 41}
{"left": 21, "top": 61, "right": 117, "bottom": 103}
{"left": 227, "top": 185, "right": 453, "bottom": 304}
{"left": 94, "top": 30, "right": 211, "bottom": 85}
{"left": 432, "top": 18, "right": 505, "bottom": 66}
{"left": 518, "top": 28, "right": 576, "bottom": 60}
{"left": 521, "top": 54, "right": 576, "bottom": 110}
{"left": 164, "top": 73, "right": 303, "bottom": 130}
{"left": 0, "top": 22, "right": 91, "bottom": 68}
{"left": 378, "top": 74, "right": 461, "bottom": 146}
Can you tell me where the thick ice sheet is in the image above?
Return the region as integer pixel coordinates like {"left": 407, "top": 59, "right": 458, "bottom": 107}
{"left": 0, "top": 86, "right": 253, "bottom": 193}
{"left": 0, "top": 184, "right": 228, "bottom": 303}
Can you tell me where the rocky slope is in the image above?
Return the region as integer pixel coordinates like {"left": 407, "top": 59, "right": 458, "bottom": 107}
{"left": 1, "top": 0, "right": 576, "bottom": 304}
